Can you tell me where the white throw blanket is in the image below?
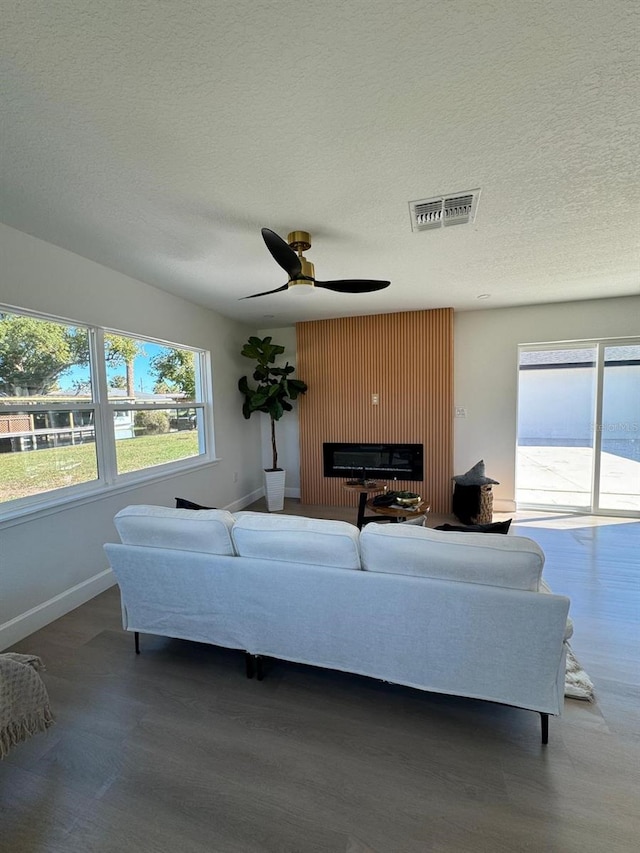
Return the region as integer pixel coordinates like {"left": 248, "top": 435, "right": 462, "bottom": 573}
{"left": 0, "top": 653, "right": 54, "bottom": 759}
{"left": 538, "top": 578, "right": 595, "bottom": 701}
{"left": 565, "top": 645, "right": 595, "bottom": 701}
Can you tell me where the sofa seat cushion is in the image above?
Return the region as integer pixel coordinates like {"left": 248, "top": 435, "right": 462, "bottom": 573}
{"left": 114, "top": 505, "right": 236, "bottom": 556}
{"left": 232, "top": 513, "right": 361, "bottom": 570}
{"left": 360, "top": 523, "right": 544, "bottom": 591}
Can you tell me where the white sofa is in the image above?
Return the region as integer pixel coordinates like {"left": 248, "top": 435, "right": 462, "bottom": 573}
{"left": 104, "top": 506, "right": 571, "bottom": 743}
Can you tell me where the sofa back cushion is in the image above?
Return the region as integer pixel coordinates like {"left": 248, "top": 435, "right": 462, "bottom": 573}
{"left": 232, "top": 513, "right": 361, "bottom": 570}
{"left": 360, "top": 523, "right": 544, "bottom": 590}
{"left": 114, "top": 505, "right": 236, "bottom": 556}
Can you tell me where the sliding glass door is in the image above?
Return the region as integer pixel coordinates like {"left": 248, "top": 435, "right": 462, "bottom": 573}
{"left": 516, "top": 340, "right": 640, "bottom": 515}
{"left": 596, "top": 344, "right": 640, "bottom": 512}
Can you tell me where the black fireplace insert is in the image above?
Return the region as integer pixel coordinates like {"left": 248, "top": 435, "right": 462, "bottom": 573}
{"left": 323, "top": 442, "right": 423, "bottom": 481}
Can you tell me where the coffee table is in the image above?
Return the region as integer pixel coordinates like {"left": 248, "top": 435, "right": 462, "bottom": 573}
{"left": 364, "top": 498, "right": 430, "bottom": 525}
{"left": 342, "top": 481, "right": 384, "bottom": 529}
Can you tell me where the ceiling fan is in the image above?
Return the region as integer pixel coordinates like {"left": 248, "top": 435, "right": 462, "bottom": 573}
{"left": 242, "top": 228, "right": 391, "bottom": 299}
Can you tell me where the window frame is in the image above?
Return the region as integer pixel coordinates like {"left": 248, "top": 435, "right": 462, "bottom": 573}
{"left": 0, "top": 305, "right": 216, "bottom": 523}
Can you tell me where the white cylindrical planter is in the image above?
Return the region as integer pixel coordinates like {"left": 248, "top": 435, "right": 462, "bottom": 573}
{"left": 264, "top": 469, "right": 286, "bottom": 512}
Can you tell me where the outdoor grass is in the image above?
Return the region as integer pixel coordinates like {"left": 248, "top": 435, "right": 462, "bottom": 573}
{"left": 0, "top": 432, "right": 200, "bottom": 502}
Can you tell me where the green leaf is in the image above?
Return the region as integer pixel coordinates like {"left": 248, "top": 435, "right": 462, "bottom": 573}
{"left": 288, "top": 379, "right": 308, "bottom": 399}
{"left": 0, "top": 313, "right": 92, "bottom": 396}
{"left": 148, "top": 347, "right": 196, "bottom": 398}
{"left": 241, "top": 344, "right": 260, "bottom": 360}
{"left": 238, "top": 338, "right": 307, "bottom": 460}
{"left": 253, "top": 366, "right": 269, "bottom": 381}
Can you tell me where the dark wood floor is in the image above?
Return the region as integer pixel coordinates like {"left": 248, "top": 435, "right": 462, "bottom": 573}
{"left": 2, "top": 502, "right": 639, "bottom": 853}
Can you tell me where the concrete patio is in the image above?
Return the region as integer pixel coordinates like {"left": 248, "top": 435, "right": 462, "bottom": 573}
{"left": 516, "top": 446, "right": 640, "bottom": 512}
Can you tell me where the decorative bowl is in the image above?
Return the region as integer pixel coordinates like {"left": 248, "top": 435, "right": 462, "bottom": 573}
{"left": 395, "top": 492, "right": 421, "bottom": 507}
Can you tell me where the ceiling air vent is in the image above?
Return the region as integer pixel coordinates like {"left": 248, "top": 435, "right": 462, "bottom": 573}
{"left": 409, "top": 189, "right": 480, "bottom": 232}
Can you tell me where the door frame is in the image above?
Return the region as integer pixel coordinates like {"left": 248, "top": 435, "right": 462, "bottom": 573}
{"left": 516, "top": 336, "right": 640, "bottom": 517}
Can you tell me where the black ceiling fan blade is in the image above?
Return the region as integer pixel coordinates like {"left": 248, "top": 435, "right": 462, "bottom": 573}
{"left": 261, "top": 228, "right": 302, "bottom": 279}
{"left": 314, "top": 279, "right": 391, "bottom": 293}
{"left": 240, "top": 284, "right": 289, "bottom": 300}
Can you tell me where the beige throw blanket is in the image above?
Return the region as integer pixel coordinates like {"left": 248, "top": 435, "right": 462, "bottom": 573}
{"left": 0, "top": 653, "right": 54, "bottom": 759}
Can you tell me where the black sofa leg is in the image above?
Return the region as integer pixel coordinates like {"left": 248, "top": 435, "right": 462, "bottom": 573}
{"left": 134, "top": 631, "right": 140, "bottom": 655}
{"left": 245, "top": 652, "right": 255, "bottom": 679}
{"left": 245, "top": 654, "right": 264, "bottom": 680}
{"left": 540, "top": 713, "right": 549, "bottom": 745}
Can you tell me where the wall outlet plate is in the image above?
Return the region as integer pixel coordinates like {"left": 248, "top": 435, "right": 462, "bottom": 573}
{"left": 455, "top": 407, "right": 467, "bottom": 418}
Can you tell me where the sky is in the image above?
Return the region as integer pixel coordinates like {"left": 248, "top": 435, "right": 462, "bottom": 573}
{"left": 60, "top": 342, "right": 167, "bottom": 394}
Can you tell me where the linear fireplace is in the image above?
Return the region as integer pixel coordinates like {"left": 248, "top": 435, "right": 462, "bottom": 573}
{"left": 323, "top": 442, "right": 423, "bottom": 481}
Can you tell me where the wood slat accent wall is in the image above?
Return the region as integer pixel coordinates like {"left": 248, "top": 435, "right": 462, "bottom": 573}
{"left": 296, "top": 309, "right": 453, "bottom": 513}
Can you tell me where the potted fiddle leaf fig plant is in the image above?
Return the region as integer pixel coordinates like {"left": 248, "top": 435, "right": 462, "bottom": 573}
{"left": 238, "top": 336, "right": 308, "bottom": 511}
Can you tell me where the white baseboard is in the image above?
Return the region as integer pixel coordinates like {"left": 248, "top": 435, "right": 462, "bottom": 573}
{"left": 0, "top": 568, "right": 116, "bottom": 651}
{"left": 494, "top": 498, "right": 517, "bottom": 512}
{"left": 223, "top": 486, "right": 301, "bottom": 512}
{"left": 223, "top": 487, "right": 264, "bottom": 514}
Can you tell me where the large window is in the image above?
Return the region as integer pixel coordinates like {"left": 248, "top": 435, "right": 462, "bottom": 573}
{"left": 0, "top": 307, "right": 212, "bottom": 514}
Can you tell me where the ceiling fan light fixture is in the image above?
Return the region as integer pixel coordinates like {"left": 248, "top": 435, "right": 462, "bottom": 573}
{"left": 245, "top": 227, "right": 391, "bottom": 300}
{"left": 298, "top": 257, "right": 315, "bottom": 279}
{"left": 288, "top": 280, "right": 315, "bottom": 295}
{"left": 287, "top": 253, "right": 316, "bottom": 292}
{"left": 287, "top": 231, "right": 312, "bottom": 252}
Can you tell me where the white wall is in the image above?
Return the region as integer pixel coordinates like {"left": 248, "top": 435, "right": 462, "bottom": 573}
{"left": 0, "top": 223, "right": 262, "bottom": 648}
{"left": 454, "top": 296, "right": 640, "bottom": 510}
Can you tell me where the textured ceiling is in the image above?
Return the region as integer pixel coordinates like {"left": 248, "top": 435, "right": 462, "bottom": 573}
{"left": 1, "top": 0, "right": 639, "bottom": 325}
